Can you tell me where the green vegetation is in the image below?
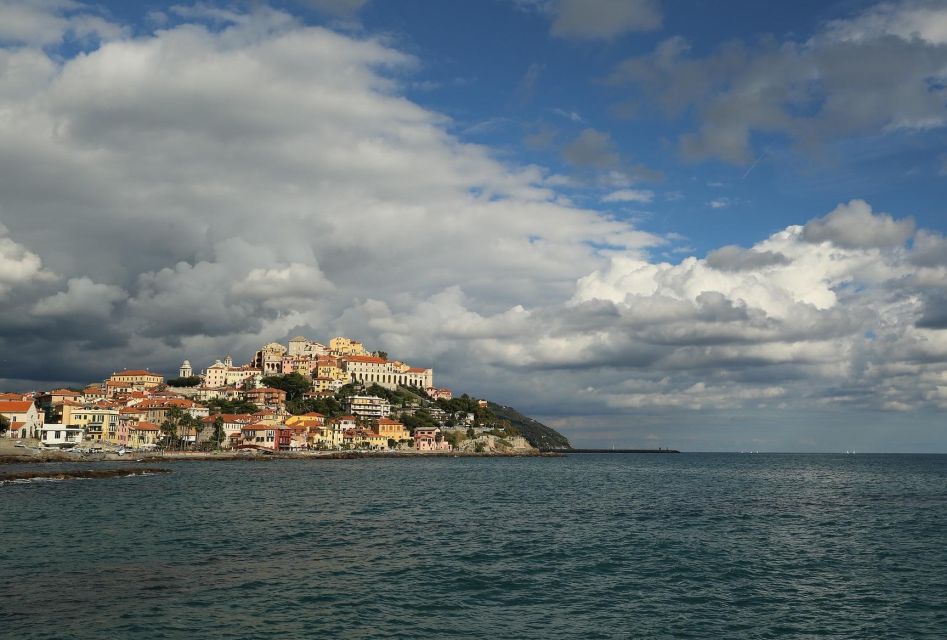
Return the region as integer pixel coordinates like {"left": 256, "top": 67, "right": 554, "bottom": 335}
{"left": 160, "top": 406, "right": 203, "bottom": 450}
{"left": 205, "top": 397, "right": 259, "bottom": 415}
{"left": 260, "top": 373, "right": 311, "bottom": 402}
{"left": 486, "top": 402, "right": 572, "bottom": 450}
{"left": 288, "top": 396, "right": 343, "bottom": 417}
{"left": 166, "top": 376, "right": 202, "bottom": 387}
{"left": 0, "top": 415, "right": 9, "bottom": 435}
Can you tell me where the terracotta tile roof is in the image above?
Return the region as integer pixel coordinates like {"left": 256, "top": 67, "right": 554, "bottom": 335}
{"left": 407, "top": 367, "right": 427, "bottom": 373}
{"left": 133, "top": 421, "right": 160, "bottom": 431}
{"left": 343, "top": 355, "right": 386, "bottom": 364}
{"left": 47, "top": 389, "right": 81, "bottom": 396}
{"left": 0, "top": 401, "right": 34, "bottom": 413}
{"left": 113, "top": 370, "right": 161, "bottom": 377}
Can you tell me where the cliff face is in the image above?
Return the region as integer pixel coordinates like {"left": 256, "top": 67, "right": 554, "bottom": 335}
{"left": 486, "top": 403, "right": 572, "bottom": 450}
{"left": 454, "top": 434, "right": 535, "bottom": 453}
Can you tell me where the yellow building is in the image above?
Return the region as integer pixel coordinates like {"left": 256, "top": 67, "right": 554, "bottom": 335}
{"left": 128, "top": 421, "right": 161, "bottom": 448}
{"left": 67, "top": 406, "right": 121, "bottom": 442}
{"left": 377, "top": 418, "right": 410, "bottom": 442}
{"left": 108, "top": 369, "right": 164, "bottom": 389}
{"left": 329, "top": 337, "right": 369, "bottom": 357}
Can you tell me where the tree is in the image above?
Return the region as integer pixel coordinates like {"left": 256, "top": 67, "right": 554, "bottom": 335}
{"left": 373, "top": 351, "right": 388, "bottom": 360}
{"left": 260, "top": 373, "right": 312, "bottom": 402}
{"left": 0, "top": 415, "right": 9, "bottom": 436}
{"left": 161, "top": 406, "right": 200, "bottom": 450}
{"left": 205, "top": 398, "right": 259, "bottom": 415}
{"left": 212, "top": 415, "right": 225, "bottom": 451}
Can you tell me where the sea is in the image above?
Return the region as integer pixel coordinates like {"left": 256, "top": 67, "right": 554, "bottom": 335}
{"left": 1, "top": 453, "right": 945, "bottom": 639}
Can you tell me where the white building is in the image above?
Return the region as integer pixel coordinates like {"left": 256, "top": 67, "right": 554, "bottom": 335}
{"left": 40, "top": 424, "right": 83, "bottom": 449}
{"left": 287, "top": 336, "right": 329, "bottom": 357}
{"left": 344, "top": 395, "right": 392, "bottom": 419}
{"left": 203, "top": 356, "right": 262, "bottom": 389}
{"left": 0, "top": 401, "right": 42, "bottom": 439}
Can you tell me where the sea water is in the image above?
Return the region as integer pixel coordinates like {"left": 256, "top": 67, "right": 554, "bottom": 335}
{"left": 2, "top": 453, "right": 945, "bottom": 638}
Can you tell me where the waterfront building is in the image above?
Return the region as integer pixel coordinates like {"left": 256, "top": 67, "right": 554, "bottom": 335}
{"left": 376, "top": 418, "right": 410, "bottom": 442}
{"left": 39, "top": 424, "right": 83, "bottom": 449}
{"left": 0, "top": 400, "right": 43, "bottom": 439}
{"left": 414, "top": 426, "right": 451, "bottom": 452}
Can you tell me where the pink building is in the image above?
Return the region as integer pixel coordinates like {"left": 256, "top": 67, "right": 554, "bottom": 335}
{"left": 414, "top": 426, "right": 451, "bottom": 452}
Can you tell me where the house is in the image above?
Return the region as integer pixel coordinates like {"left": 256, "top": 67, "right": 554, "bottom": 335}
{"left": 40, "top": 424, "right": 83, "bottom": 449}
{"left": 376, "top": 418, "right": 410, "bottom": 443}
{"left": 66, "top": 407, "right": 121, "bottom": 443}
{"left": 414, "top": 426, "right": 451, "bottom": 452}
{"left": 239, "top": 424, "right": 292, "bottom": 451}
{"left": 128, "top": 421, "right": 161, "bottom": 449}
{"left": 242, "top": 387, "right": 287, "bottom": 409}
{"left": 202, "top": 413, "right": 257, "bottom": 447}
{"left": 0, "top": 401, "right": 43, "bottom": 439}
{"left": 35, "top": 389, "right": 83, "bottom": 422}
{"left": 425, "top": 387, "right": 453, "bottom": 401}
{"left": 344, "top": 395, "right": 391, "bottom": 419}
{"left": 329, "top": 336, "right": 369, "bottom": 356}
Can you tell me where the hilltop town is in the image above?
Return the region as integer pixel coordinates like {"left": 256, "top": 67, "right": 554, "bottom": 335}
{"left": 0, "top": 336, "right": 569, "bottom": 456}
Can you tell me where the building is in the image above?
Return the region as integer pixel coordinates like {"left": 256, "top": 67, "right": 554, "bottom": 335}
{"left": 241, "top": 387, "right": 287, "bottom": 409}
{"left": 287, "top": 336, "right": 329, "bottom": 357}
{"left": 341, "top": 356, "right": 434, "bottom": 390}
{"left": 376, "top": 418, "right": 410, "bottom": 442}
{"left": 329, "top": 336, "right": 369, "bottom": 356}
{"left": 203, "top": 356, "right": 262, "bottom": 389}
{"left": 40, "top": 424, "right": 83, "bottom": 449}
{"left": 252, "top": 343, "right": 287, "bottom": 375}
{"left": 0, "top": 400, "right": 43, "bottom": 439}
{"left": 128, "top": 422, "right": 161, "bottom": 449}
{"left": 425, "top": 387, "right": 453, "bottom": 401}
{"left": 344, "top": 395, "right": 391, "bottom": 419}
{"left": 414, "top": 426, "right": 451, "bottom": 452}
{"left": 240, "top": 424, "right": 292, "bottom": 451}
{"left": 179, "top": 360, "right": 193, "bottom": 378}
{"left": 108, "top": 369, "right": 164, "bottom": 390}
{"left": 35, "top": 389, "right": 83, "bottom": 423}
{"left": 66, "top": 406, "right": 121, "bottom": 442}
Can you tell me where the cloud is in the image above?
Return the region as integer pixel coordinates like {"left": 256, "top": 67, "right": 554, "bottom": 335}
{"left": 705, "top": 246, "right": 791, "bottom": 272}
{"left": 541, "top": 0, "right": 663, "bottom": 40}
{"left": 707, "top": 198, "right": 730, "bottom": 209}
{"left": 2, "top": 3, "right": 947, "bottom": 447}
{"left": 608, "top": 2, "right": 947, "bottom": 163}
{"left": 514, "top": 62, "right": 544, "bottom": 106}
{"left": 802, "top": 199, "right": 915, "bottom": 248}
{"left": 602, "top": 189, "right": 654, "bottom": 203}
{"left": 0, "top": 223, "right": 56, "bottom": 296}
{"left": 0, "top": 0, "right": 126, "bottom": 47}
{"left": 32, "top": 276, "right": 125, "bottom": 318}
{"left": 562, "top": 128, "right": 620, "bottom": 168}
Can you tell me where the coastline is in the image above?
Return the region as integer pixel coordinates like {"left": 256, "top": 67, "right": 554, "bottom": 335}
{"left": 0, "top": 446, "right": 562, "bottom": 465}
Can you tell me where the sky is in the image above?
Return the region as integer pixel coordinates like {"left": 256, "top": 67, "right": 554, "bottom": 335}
{"left": 1, "top": 0, "right": 946, "bottom": 451}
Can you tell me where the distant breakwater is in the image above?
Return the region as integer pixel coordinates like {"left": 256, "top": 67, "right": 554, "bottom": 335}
{"left": 563, "top": 449, "right": 680, "bottom": 454}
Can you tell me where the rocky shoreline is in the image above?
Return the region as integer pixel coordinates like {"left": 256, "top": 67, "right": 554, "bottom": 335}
{"left": 0, "top": 467, "right": 171, "bottom": 482}
{"left": 0, "top": 448, "right": 560, "bottom": 466}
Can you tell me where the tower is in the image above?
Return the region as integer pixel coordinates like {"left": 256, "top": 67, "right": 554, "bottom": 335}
{"left": 179, "top": 360, "right": 192, "bottom": 378}
{"left": 224, "top": 355, "right": 233, "bottom": 368}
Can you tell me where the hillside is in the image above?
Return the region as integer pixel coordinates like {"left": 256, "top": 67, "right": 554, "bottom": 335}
{"left": 487, "top": 402, "right": 572, "bottom": 450}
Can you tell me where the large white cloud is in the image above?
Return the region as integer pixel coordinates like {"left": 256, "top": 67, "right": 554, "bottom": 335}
{"left": 1, "top": 2, "right": 946, "bottom": 446}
